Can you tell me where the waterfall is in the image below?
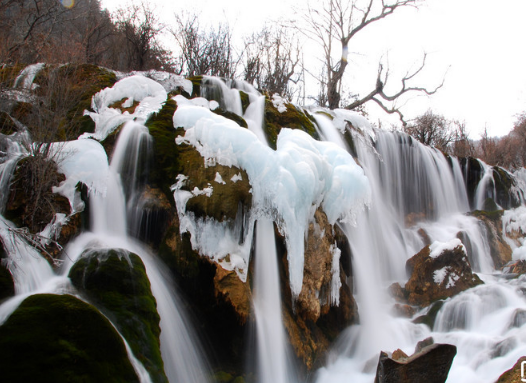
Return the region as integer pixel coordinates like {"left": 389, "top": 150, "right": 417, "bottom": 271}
{"left": 253, "top": 217, "right": 296, "bottom": 383}
{"left": 68, "top": 121, "right": 211, "bottom": 383}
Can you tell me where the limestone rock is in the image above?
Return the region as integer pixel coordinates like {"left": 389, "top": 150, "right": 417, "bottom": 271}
{"left": 374, "top": 343, "right": 457, "bottom": 383}
{"left": 297, "top": 209, "right": 336, "bottom": 322}
{"left": 495, "top": 356, "right": 526, "bottom": 383}
{"left": 404, "top": 243, "right": 483, "bottom": 307}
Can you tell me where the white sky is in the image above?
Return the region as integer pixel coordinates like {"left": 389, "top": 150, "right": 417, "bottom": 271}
{"left": 100, "top": 0, "right": 526, "bottom": 139}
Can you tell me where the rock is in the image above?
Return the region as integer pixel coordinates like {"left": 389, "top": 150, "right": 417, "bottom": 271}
{"left": 69, "top": 248, "right": 167, "bottom": 383}
{"left": 282, "top": 209, "right": 358, "bottom": 372}
{"left": 391, "top": 303, "right": 416, "bottom": 318}
{"left": 297, "top": 209, "right": 337, "bottom": 322}
{"left": 404, "top": 243, "right": 483, "bottom": 307}
{"left": 495, "top": 356, "right": 526, "bottom": 383}
{"left": 0, "top": 293, "right": 139, "bottom": 382}
{"left": 503, "top": 260, "right": 526, "bottom": 277}
{"left": 133, "top": 185, "right": 173, "bottom": 248}
{"left": 470, "top": 210, "right": 512, "bottom": 269}
{"left": 374, "top": 343, "right": 457, "bottom": 383}
{"left": 214, "top": 264, "right": 252, "bottom": 325}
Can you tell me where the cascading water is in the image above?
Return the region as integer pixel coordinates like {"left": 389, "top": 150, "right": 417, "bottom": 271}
{"left": 5, "top": 68, "right": 526, "bottom": 383}
{"left": 253, "top": 217, "right": 296, "bottom": 383}
{"left": 67, "top": 120, "right": 211, "bottom": 383}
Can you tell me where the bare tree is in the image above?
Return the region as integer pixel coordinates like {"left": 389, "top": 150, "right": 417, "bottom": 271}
{"left": 243, "top": 26, "right": 302, "bottom": 99}
{"left": 301, "top": 0, "right": 443, "bottom": 122}
{"left": 171, "top": 13, "right": 237, "bottom": 78}
{"left": 114, "top": 1, "right": 172, "bottom": 71}
{"left": 450, "top": 120, "right": 475, "bottom": 158}
{"left": 404, "top": 110, "right": 454, "bottom": 152}
{"left": 0, "top": 0, "right": 70, "bottom": 63}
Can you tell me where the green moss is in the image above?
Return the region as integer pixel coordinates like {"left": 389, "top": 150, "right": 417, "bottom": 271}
{"left": 145, "top": 98, "right": 179, "bottom": 201}
{"left": 469, "top": 209, "right": 504, "bottom": 222}
{"left": 264, "top": 96, "right": 319, "bottom": 149}
{"left": 0, "top": 293, "right": 139, "bottom": 383}
{"left": 69, "top": 249, "right": 167, "bottom": 383}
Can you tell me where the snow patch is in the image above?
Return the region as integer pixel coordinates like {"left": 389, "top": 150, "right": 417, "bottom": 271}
{"left": 82, "top": 75, "right": 167, "bottom": 141}
{"left": 272, "top": 94, "right": 287, "bottom": 113}
{"left": 429, "top": 238, "right": 464, "bottom": 259}
{"left": 214, "top": 172, "right": 226, "bottom": 184}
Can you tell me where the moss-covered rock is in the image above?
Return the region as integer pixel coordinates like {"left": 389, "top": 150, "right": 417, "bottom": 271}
{"left": 158, "top": 215, "right": 249, "bottom": 375}
{"left": 0, "top": 293, "right": 139, "bottom": 383}
{"left": 146, "top": 98, "right": 179, "bottom": 200}
{"left": 264, "top": 97, "right": 319, "bottom": 149}
{"left": 68, "top": 249, "right": 167, "bottom": 383}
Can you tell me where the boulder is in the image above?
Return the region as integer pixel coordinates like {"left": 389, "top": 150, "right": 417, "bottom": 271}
{"left": 404, "top": 240, "right": 483, "bottom": 307}
{"left": 0, "top": 294, "right": 139, "bottom": 382}
{"left": 69, "top": 248, "right": 167, "bottom": 383}
{"left": 374, "top": 342, "right": 457, "bottom": 383}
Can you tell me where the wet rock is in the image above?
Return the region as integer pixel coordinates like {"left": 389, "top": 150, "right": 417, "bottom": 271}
{"left": 374, "top": 343, "right": 457, "bottom": 383}
{"left": 495, "top": 356, "right": 526, "bottom": 383}
{"left": 470, "top": 210, "right": 512, "bottom": 269}
{"left": 0, "top": 293, "right": 139, "bottom": 382}
{"left": 213, "top": 264, "right": 251, "bottom": 325}
{"left": 404, "top": 242, "right": 483, "bottom": 307}
{"left": 391, "top": 303, "right": 416, "bottom": 318}
{"left": 509, "top": 308, "right": 526, "bottom": 328}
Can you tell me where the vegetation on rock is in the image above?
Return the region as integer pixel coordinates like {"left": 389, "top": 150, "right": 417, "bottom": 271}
{"left": 0, "top": 293, "right": 139, "bottom": 383}
{"left": 68, "top": 249, "right": 167, "bottom": 383}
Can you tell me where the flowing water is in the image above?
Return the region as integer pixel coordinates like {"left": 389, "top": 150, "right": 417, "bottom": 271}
{"left": 3, "top": 71, "right": 526, "bottom": 383}
{"left": 253, "top": 217, "right": 296, "bottom": 383}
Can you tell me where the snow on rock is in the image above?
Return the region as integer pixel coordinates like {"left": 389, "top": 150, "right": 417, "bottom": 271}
{"left": 51, "top": 138, "right": 110, "bottom": 213}
{"left": 430, "top": 238, "right": 465, "bottom": 259}
{"left": 82, "top": 75, "right": 167, "bottom": 141}
{"left": 173, "top": 104, "right": 371, "bottom": 298}
{"left": 115, "top": 69, "right": 193, "bottom": 95}
{"left": 272, "top": 94, "right": 287, "bottom": 113}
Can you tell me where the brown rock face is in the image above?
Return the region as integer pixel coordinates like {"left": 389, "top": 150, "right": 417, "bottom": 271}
{"left": 374, "top": 343, "right": 457, "bottom": 383}
{"left": 297, "top": 209, "right": 336, "bottom": 322}
{"left": 404, "top": 243, "right": 483, "bottom": 307}
{"left": 213, "top": 264, "right": 251, "bottom": 325}
{"left": 495, "top": 356, "right": 526, "bottom": 383}
{"left": 282, "top": 209, "right": 358, "bottom": 371}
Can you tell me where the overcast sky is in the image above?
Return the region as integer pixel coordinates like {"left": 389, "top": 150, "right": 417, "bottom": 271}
{"left": 100, "top": 0, "right": 526, "bottom": 139}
